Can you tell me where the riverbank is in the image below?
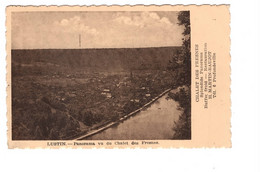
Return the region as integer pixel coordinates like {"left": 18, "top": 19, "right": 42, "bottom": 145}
{"left": 168, "top": 86, "right": 191, "bottom": 139}
{"left": 72, "top": 89, "right": 172, "bottom": 140}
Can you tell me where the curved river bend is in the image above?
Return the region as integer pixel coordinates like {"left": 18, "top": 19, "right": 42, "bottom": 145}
{"left": 83, "top": 93, "right": 182, "bottom": 140}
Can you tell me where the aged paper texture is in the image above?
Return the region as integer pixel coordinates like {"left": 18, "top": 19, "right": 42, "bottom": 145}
{"left": 6, "top": 5, "right": 230, "bottom": 148}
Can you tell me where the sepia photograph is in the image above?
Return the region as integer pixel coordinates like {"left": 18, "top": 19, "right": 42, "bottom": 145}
{"left": 11, "top": 10, "right": 191, "bottom": 140}
{"left": 1, "top": 1, "right": 259, "bottom": 172}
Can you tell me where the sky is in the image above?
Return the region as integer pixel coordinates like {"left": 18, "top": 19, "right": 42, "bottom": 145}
{"left": 11, "top": 11, "right": 184, "bottom": 49}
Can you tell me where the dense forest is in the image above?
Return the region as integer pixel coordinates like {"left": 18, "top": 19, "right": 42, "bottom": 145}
{"left": 12, "top": 46, "right": 181, "bottom": 73}
{"left": 167, "top": 11, "right": 191, "bottom": 139}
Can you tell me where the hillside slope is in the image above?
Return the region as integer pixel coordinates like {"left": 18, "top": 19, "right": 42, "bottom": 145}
{"left": 12, "top": 47, "right": 181, "bottom": 71}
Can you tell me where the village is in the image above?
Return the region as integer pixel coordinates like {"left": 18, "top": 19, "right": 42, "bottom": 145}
{"left": 41, "top": 69, "right": 174, "bottom": 126}
{"left": 11, "top": 67, "right": 175, "bottom": 139}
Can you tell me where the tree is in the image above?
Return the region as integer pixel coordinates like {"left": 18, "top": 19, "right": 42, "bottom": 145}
{"left": 178, "top": 11, "right": 191, "bottom": 85}
{"left": 168, "top": 11, "right": 191, "bottom": 140}
{"left": 167, "top": 11, "right": 191, "bottom": 86}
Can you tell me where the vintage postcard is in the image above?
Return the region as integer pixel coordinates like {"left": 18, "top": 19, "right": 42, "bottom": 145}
{"left": 6, "top": 5, "right": 230, "bottom": 148}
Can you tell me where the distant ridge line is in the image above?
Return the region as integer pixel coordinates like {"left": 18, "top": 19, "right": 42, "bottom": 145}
{"left": 11, "top": 46, "right": 181, "bottom": 51}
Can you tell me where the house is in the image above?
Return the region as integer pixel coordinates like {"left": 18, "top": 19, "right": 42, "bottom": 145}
{"left": 145, "top": 94, "right": 151, "bottom": 97}
{"left": 101, "top": 89, "right": 112, "bottom": 98}
{"left": 106, "top": 93, "right": 112, "bottom": 98}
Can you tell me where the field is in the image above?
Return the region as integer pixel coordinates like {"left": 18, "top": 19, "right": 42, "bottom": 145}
{"left": 11, "top": 47, "right": 183, "bottom": 140}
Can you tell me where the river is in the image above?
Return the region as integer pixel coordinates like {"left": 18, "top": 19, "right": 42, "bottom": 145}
{"left": 83, "top": 92, "right": 182, "bottom": 140}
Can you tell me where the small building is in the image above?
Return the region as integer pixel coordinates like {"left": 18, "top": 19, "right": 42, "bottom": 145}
{"left": 106, "top": 93, "right": 112, "bottom": 98}
{"left": 101, "top": 90, "right": 112, "bottom": 98}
